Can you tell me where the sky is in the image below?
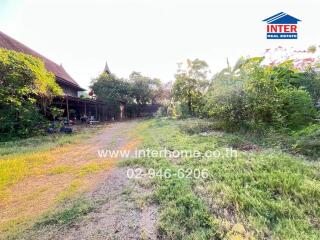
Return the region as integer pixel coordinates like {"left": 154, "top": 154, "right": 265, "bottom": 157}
{"left": 0, "top": 0, "right": 319, "bottom": 90}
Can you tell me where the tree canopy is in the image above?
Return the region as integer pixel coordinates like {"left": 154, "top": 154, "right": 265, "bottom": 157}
{"left": 91, "top": 71, "right": 163, "bottom": 105}
{"left": 90, "top": 73, "right": 131, "bottom": 103}
{"left": 171, "top": 54, "right": 319, "bottom": 131}
{"left": 173, "top": 59, "right": 209, "bottom": 115}
{"left": 0, "top": 48, "right": 62, "bottom": 140}
{"left": 90, "top": 71, "right": 165, "bottom": 117}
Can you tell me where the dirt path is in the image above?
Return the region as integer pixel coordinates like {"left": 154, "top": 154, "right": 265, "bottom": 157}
{"left": 1, "top": 120, "right": 157, "bottom": 240}
{"left": 34, "top": 168, "right": 158, "bottom": 240}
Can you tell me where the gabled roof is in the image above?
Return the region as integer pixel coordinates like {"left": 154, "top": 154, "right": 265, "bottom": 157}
{"left": 263, "top": 12, "right": 301, "bottom": 24}
{"left": 0, "top": 31, "right": 85, "bottom": 91}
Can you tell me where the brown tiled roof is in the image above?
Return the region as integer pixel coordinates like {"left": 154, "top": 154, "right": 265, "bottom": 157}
{"left": 0, "top": 31, "right": 84, "bottom": 91}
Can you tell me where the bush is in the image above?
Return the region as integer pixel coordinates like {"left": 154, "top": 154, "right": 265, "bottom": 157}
{"left": 0, "top": 48, "right": 62, "bottom": 140}
{"left": 174, "top": 102, "right": 192, "bottom": 118}
{"left": 165, "top": 102, "right": 191, "bottom": 119}
{"left": 291, "top": 124, "right": 320, "bottom": 159}
{"left": 294, "top": 70, "right": 320, "bottom": 105}
{"left": 203, "top": 59, "right": 317, "bottom": 132}
{"left": 280, "top": 89, "right": 316, "bottom": 129}
{"left": 204, "top": 87, "right": 250, "bottom": 131}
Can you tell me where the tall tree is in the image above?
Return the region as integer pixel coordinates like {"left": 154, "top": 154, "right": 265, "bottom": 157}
{"left": 91, "top": 73, "right": 130, "bottom": 103}
{"left": 173, "top": 59, "right": 209, "bottom": 114}
{"left": 129, "top": 71, "right": 161, "bottom": 105}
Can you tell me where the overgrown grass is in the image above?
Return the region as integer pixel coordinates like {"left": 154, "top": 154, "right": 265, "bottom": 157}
{"left": 35, "top": 198, "right": 95, "bottom": 227}
{"left": 177, "top": 118, "right": 222, "bottom": 135}
{"left": 178, "top": 118, "right": 320, "bottom": 160}
{"left": 123, "top": 118, "right": 320, "bottom": 240}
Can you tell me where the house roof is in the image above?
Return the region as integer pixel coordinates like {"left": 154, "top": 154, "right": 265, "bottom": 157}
{"left": 0, "top": 31, "right": 85, "bottom": 91}
{"left": 263, "top": 12, "right": 301, "bottom": 24}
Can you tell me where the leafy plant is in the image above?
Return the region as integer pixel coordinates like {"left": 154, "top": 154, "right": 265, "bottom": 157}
{"left": 0, "top": 48, "right": 62, "bottom": 140}
{"left": 173, "top": 59, "right": 210, "bottom": 116}
{"left": 202, "top": 58, "right": 317, "bottom": 132}
{"left": 50, "top": 106, "right": 64, "bottom": 120}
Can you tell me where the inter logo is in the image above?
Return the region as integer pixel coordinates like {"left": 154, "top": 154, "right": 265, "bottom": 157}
{"left": 263, "top": 12, "right": 301, "bottom": 39}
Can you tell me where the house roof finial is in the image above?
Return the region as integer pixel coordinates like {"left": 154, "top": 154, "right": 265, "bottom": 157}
{"left": 104, "top": 60, "right": 111, "bottom": 74}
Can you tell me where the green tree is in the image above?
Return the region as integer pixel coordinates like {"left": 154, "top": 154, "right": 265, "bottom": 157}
{"left": 173, "top": 59, "right": 209, "bottom": 115}
{"left": 91, "top": 73, "right": 131, "bottom": 103}
{"left": 129, "top": 71, "right": 161, "bottom": 105}
{"left": 91, "top": 72, "right": 163, "bottom": 117}
{"left": 90, "top": 73, "right": 131, "bottom": 117}
{"left": 91, "top": 72, "right": 163, "bottom": 105}
{"left": 0, "top": 48, "right": 62, "bottom": 140}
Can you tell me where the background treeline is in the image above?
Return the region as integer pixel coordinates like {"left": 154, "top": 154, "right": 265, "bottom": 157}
{"left": 162, "top": 47, "right": 320, "bottom": 159}
{"left": 90, "top": 71, "right": 168, "bottom": 117}
{"left": 168, "top": 57, "right": 320, "bottom": 131}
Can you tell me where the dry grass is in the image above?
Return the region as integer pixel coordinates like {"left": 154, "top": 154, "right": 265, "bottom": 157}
{"left": 0, "top": 122, "right": 140, "bottom": 238}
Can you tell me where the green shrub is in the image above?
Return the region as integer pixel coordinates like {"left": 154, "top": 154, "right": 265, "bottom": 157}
{"left": 280, "top": 88, "right": 316, "bottom": 129}
{"left": 0, "top": 48, "right": 62, "bottom": 140}
{"left": 294, "top": 70, "right": 320, "bottom": 104}
{"left": 166, "top": 102, "right": 192, "bottom": 119}
{"left": 291, "top": 125, "right": 320, "bottom": 159}
{"left": 175, "top": 102, "right": 192, "bottom": 118}
{"left": 203, "top": 58, "right": 317, "bottom": 132}
{"left": 204, "top": 87, "right": 250, "bottom": 131}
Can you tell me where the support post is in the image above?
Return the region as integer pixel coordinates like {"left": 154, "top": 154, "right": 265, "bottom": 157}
{"left": 102, "top": 106, "right": 105, "bottom": 121}
{"left": 95, "top": 103, "right": 98, "bottom": 120}
{"left": 120, "top": 103, "right": 124, "bottom": 120}
{"left": 66, "top": 96, "right": 70, "bottom": 124}
{"left": 84, "top": 102, "right": 87, "bottom": 115}
{"left": 99, "top": 105, "right": 101, "bottom": 121}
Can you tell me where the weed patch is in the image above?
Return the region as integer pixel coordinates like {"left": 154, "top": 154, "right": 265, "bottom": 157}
{"left": 35, "top": 198, "right": 95, "bottom": 227}
{"left": 123, "top": 118, "right": 320, "bottom": 240}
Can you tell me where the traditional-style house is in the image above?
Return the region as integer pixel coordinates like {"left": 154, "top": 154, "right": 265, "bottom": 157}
{"left": 0, "top": 31, "right": 108, "bottom": 123}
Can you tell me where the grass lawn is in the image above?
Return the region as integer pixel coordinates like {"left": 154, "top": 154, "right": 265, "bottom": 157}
{"left": 122, "top": 118, "right": 320, "bottom": 240}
